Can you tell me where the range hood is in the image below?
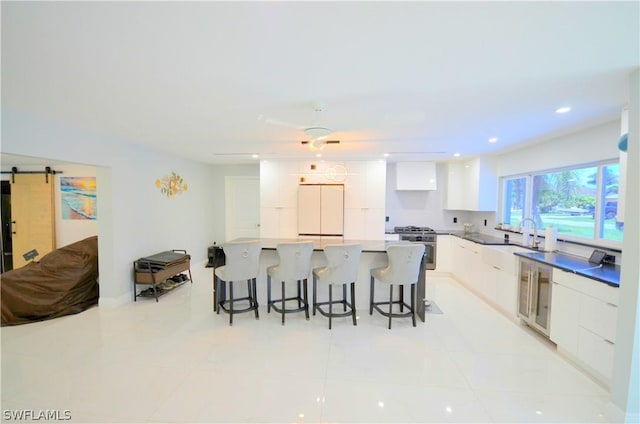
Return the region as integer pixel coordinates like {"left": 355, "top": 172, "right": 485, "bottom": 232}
{"left": 395, "top": 162, "right": 437, "bottom": 191}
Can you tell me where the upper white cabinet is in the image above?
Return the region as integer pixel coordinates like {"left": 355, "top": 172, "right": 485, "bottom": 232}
{"left": 344, "top": 161, "right": 386, "bottom": 209}
{"left": 260, "top": 161, "right": 299, "bottom": 208}
{"left": 395, "top": 162, "right": 437, "bottom": 191}
{"left": 446, "top": 157, "right": 497, "bottom": 211}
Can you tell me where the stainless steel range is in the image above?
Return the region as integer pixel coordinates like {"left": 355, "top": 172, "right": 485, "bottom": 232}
{"left": 394, "top": 226, "right": 437, "bottom": 270}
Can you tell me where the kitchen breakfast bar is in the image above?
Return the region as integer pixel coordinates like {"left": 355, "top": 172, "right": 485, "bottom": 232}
{"left": 213, "top": 238, "right": 430, "bottom": 323}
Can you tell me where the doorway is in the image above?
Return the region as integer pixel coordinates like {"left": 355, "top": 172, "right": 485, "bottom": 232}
{"left": 1, "top": 180, "right": 13, "bottom": 272}
{"left": 225, "top": 176, "right": 260, "bottom": 241}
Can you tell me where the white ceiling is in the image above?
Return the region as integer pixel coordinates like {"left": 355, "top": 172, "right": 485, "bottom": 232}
{"left": 2, "top": 1, "right": 638, "bottom": 165}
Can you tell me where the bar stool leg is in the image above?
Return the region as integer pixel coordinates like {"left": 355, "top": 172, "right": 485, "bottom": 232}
{"left": 253, "top": 278, "right": 259, "bottom": 319}
{"left": 281, "top": 280, "right": 286, "bottom": 325}
{"left": 267, "top": 275, "right": 272, "bottom": 313}
{"left": 216, "top": 276, "right": 221, "bottom": 315}
{"left": 328, "top": 284, "right": 333, "bottom": 330}
{"left": 399, "top": 285, "right": 404, "bottom": 312}
{"left": 229, "top": 281, "right": 234, "bottom": 326}
{"left": 297, "top": 280, "right": 302, "bottom": 308}
{"left": 312, "top": 276, "right": 317, "bottom": 316}
{"left": 343, "top": 284, "right": 347, "bottom": 311}
{"left": 388, "top": 285, "right": 393, "bottom": 330}
{"left": 351, "top": 282, "right": 357, "bottom": 326}
{"left": 411, "top": 283, "right": 416, "bottom": 327}
{"left": 369, "top": 276, "right": 375, "bottom": 315}
{"left": 303, "top": 278, "right": 309, "bottom": 320}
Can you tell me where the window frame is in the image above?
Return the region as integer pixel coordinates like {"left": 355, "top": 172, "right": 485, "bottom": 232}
{"left": 499, "top": 159, "right": 622, "bottom": 248}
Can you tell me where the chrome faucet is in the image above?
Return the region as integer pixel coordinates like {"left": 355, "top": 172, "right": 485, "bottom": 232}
{"left": 519, "top": 218, "right": 540, "bottom": 249}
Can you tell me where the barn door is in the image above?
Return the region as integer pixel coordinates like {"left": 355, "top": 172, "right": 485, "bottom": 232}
{"left": 10, "top": 174, "right": 55, "bottom": 269}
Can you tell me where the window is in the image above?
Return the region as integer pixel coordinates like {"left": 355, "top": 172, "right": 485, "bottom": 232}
{"left": 501, "top": 161, "right": 623, "bottom": 244}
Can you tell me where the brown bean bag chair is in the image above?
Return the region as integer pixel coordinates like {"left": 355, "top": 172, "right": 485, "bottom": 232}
{"left": 1, "top": 235, "right": 99, "bottom": 326}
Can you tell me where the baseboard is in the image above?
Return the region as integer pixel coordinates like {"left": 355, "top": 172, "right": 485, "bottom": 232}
{"left": 98, "top": 292, "right": 132, "bottom": 308}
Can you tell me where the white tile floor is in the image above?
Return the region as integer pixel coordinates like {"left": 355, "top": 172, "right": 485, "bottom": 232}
{"left": 1, "top": 264, "right": 611, "bottom": 423}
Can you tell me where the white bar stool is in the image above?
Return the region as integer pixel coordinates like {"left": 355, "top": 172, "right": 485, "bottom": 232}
{"left": 214, "top": 240, "right": 261, "bottom": 325}
{"left": 370, "top": 243, "right": 425, "bottom": 329}
{"left": 312, "top": 243, "right": 362, "bottom": 329}
{"left": 267, "top": 241, "right": 314, "bottom": 325}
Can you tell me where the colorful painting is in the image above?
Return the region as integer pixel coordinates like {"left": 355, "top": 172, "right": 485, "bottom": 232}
{"left": 60, "top": 177, "right": 97, "bottom": 220}
{"left": 156, "top": 171, "right": 188, "bottom": 200}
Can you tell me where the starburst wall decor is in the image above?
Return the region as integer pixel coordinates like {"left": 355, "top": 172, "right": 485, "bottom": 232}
{"left": 156, "top": 171, "right": 188, "bottom": 200}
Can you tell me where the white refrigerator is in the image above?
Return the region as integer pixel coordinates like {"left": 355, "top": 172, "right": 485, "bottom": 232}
{"left": 298, "top": 184, "right": 344, "bottom": 236}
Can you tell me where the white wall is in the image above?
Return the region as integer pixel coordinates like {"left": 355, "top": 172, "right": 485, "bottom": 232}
{"left": 2, "top": 110, "right": 216, "bottom": 305}
{"left": 607, "top": 69, "right": 640, "bottom": 423}
{"left": 497, "top": 120, "right": 620, "bottom": 177}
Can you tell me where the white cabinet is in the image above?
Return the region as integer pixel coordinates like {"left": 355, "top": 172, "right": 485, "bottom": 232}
{"left": 550, "top": 269, "right": 619, "bottom": 386}
{"left": 260, "top": 207, "right": 298, "bottom": 239}
{"left": 298, "top": 184, "right": 344, "bottom": 236}
{"left": 343, "top": 161, "right": 386, "bottom": 240}
{"left": 261, "top": 160, "right": 385, "bottom": 240}
{"left": 451, "top": 240, "right": 520, "bottom": 318}
{"left": 260, "top": 161, "right": 299, "bottom": 208}
{"left": 260, "top": 161, "right": 299, "bottom": 238}
{"left": 483, "top": 245, "right": 519, "bottom": 317}
{"left": 435, "top": 235, "right": 452, "bottom": 272}
{"left": 343, "top": 208, "right": 385, "bottom": 240}
{"left": 395, "top": 162, "right": 437, "bottom": 190}
{"left": 550, "top": 281, "right": 580, "bottom": 357}
{"left": 445, "top": 157, "right": 497, "bottom": 211}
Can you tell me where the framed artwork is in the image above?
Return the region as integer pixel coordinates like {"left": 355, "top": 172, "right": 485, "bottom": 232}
{"left": 60, "top": 177, "right": 97, "bottom": 220}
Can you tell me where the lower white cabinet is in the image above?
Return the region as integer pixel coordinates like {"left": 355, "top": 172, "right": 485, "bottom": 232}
{"left": 550, "top": 282, "right": 580, "bottom": 357}
{"left": 550, "top": 269, "right": 619, "bottom": 386}
{"left": 450, "top": 241, "right": 518, "bottom": 318}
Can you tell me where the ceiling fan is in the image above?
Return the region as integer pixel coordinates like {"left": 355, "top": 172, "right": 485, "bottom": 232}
{"left": 260, "top": 102, "right": 341, "bottom": 150}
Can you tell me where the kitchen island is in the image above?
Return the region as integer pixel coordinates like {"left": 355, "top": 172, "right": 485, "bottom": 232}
{"left": 218, "top": 238, "right": 429, "bottom": 322}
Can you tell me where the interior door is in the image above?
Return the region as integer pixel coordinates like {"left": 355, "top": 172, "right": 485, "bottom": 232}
{"left": 10, "top": 174, "right": 55, "bottom": 269}
{"left": 225, "top": 177, "right": 260, "bottom": 241}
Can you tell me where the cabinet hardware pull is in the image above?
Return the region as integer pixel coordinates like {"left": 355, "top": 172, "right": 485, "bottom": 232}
{"left": 606, "top": 302, "right": 617, "bottom": 307}
{"left": 493, "top": 265, "right": 501, "bottom": 270}
{"left": 604, "top": 339, "right": 614, "bottom": 345}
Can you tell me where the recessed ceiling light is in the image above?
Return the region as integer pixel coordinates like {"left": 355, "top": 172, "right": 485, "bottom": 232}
{"left": 383, "top": 153, "right": 390, "bottom": 157}
{"left": 453, "top": 153, "right": 461, "bottom": 157}
{"left": 251, "top": 154, "right": 259, "bottom": 159}
{"left": 488, "top": 137, "right": 498, "bottom": 143}
{"left": 555, "top": 106, "right": 571, "bottom": 114}
{"left": 315, "top": 153, "right": 322, "bottom": 158}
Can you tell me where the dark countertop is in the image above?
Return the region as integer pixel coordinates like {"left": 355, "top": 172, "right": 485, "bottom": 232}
{"left": 440, "top": 231, "right": 620, "bottom": 287}
{"left": 514, "top": 251, "right": 620, "bottom": 287}
{"left": 445, "top": 231, "right": 533, "bottom": 248}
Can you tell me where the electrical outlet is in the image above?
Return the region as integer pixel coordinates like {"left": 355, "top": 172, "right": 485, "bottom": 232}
{"left": 484, "top": 219, "right": 487, "bottom": 226}
{"left": 453, "top": 217, "right": 457, "bottom": 223}
{"left": 603, "top": 254, "right": 616, "bottom": 265}
{"left": 385, "top": 216, "right": 389, "bottom": 222}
